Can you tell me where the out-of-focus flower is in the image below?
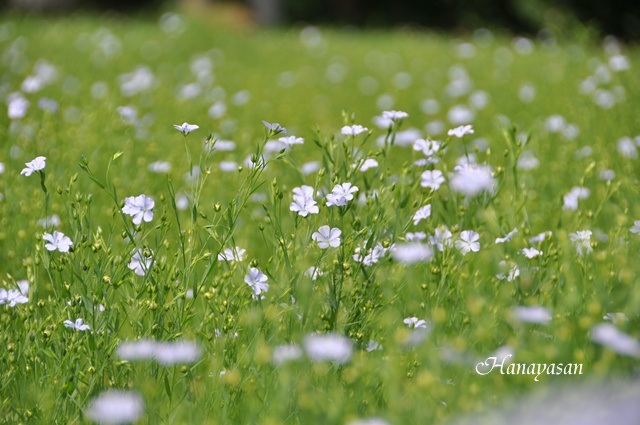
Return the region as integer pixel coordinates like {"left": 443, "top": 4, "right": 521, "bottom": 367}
{"left": 495, "top": 228, "right": 518, "bottom": 244}
{"left": 173, "top": 122, "right": 199, "bottom": 135}
{"left": 413, "top": 204, "right": 431, "bottom": 225}
{"left": 403, "top": 317, "right": 429, "bottom": 329}
{"left": 85, "top": 390, "right": 144, "bottom": 425}
{"left": 382, "top": 110, "right": 409, "bottom": 121}
{"left": 326, "top": 183, "right": 358, "bottom": 207}
{"left": 63, "top": 318, "right": 91, "bottom": 331}
{"left": 390, "top": 243, "right": 433, "bottom": 264}
{"left": 450, "top": 163, "right": 496, "bottom": 197}
{"left": 420, "top": 170, "right": 445, "bottom": 190}
{"left": 512, "top": 306, "right": 552, "bottom": 325}
{"left": 563, "top": 186, "right": 590, "bottom": 211}
{"left": 272, "top": 344, "right": 303, "bottom": 365}
{"left": 341, "top": 125, "right": 368, "bottom": 136}
{"left": 430, "top": 226, "right": 453, "bottom": 251}
{"left": 218, "top": 247, "right": 246, "bottom": 262}
{"left": 128, "top": 249, "right": 152, "bottom": 276}
{"left": 303, "top": 333, "right": 353, "bottom": 363}
{"left": 569, "top": 230, "right": 592, "bottom": 256}
{"left": 355, "top": 158, "right": 379, "bottom": 172}
{"left": 278, "top": 135, "right": 304, "bottom": 146}
{"left": 522, "top": 247, "right": 542, "bottom": 259}
{"left": 448, "top": 124, "right": 474, "bottom": 138}
{"left": 590, "top": 323, "right": 640, "bottom": 357}
{"left": 631, "top": 220, "right": 640, "bottom": 235}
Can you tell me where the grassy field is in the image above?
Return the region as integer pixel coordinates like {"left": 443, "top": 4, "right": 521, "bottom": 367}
{"left": 1, "top": 8, "right": 640, "bottom": 424}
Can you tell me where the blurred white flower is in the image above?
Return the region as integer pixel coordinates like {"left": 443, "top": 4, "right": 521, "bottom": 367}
{"left": 244, "top": 267, "right": 269, "bottom": 298}
{"left": 341, "top": 124, "right": 368, "bottom": 136}
{"left": 563, "top": 186, "right": 590, "bottom": 211}
{"left": 420, "top": 170, "right": 445, "bottom": 190}
{"left": 366, "top": 340, "right": 382, "bottom": 352}
{"left": 272, "top": 344, "right": 303, "bottom": 365}
{"left": 603, "top": 312, "right": 629, "bottom": 325}
{"left": 512, "top": 306, "right": 552, "bottom": 325}
{"left": 0, "top": 281, "right": 29, "bottom": 307}
{"left": 631, "top": 220, "right": 640, "bottom": 235}
{"left": 20, "top": 156, "right": 46, "bottom": 176}
{"left": 522, "top": 247, "right": 542, "bottom": 259}
{"left": 390, "top": 243, "right": 433, "bottom": 264}
{"left": 119, "top": 66, "right": 155, "bottom": 96}
{"left": 116, "top": 339, "right": 158, "bottom": 361}
{"left": 155, "top": 340, "right": 202, "bottom": 365}
{"left": 122, "top": 195, "right": 154, "bottom": 225}
{"left": 530, "top": 231, "right": 552, "bottom": 243}
{"left": 448, "top": 125, "right": 474, "bottom": 138}
{"left": 147, "top": 161, "right": 171, "bottom": 173}
{"left": 303, "top": 333, "right": 353, "bottom": 363}
{"left": 430, "top": 226, "right": 453, "bottom": 252}
{"left": 517, "top": 151, "right": 540, "bottom": 170}
{"left": 8, "top": 93, "right": 29, "bottom": 119}
{"left": 301, "top": 161, "right": 321, "bottom": 175}
{"left": 406, "top": 231, "right": 426, "bottom": 242}
{"left": 496, "top": 261, "right": 520, "bottom": 282}
{"left": 590, "top": 323, "right": 640, "bottom": 358}
{"left": 278, "top": 135, "right": 304, "bottom": 146}
{"left": 128, "top": 249, "right": 152, "bottom": 276}
{"left": 569, "top": 230, "right": 592, "bottom": 256}
{"left": 348, "top": 417, "right": 390, "bottom": 425}
{"left": 64, "top": 318, "right": 91, "bottom": 331}
{"left": 355, "top": 158, "right": 379, "bottom": 172}
{"left": 353, "top": 243, "right": 387, "bottom": 266}
{"left": 173, "top": 122, "right": 199, "bottom": 135}
{"left": 495, "top": 228, "right": 518, "bottom": 244}
{"left": 218, "top": 247, "right": 246, "bottom": 262}
{"left": 617, "top": 137, "right": 637, "bottom": 159}
{"left": 456, "top": 231, "right": 480, "bottom": 255}
{"left": 382, "top": 110, "right": 408, "bottom": 121}
{"left": 85, "top": 390, "right": 144, "bottom": 425}
{"left": 413, "top": 138, "right": 441, "bottom": 158}
{"left": 43, "top": 231, "right": 73, "bottom": 253}
{"left": 413, "top": 204, "right": 431, "bottom": 225}
{"left": 403, "top": 317, "right": 429, "bottom": 329}
{"left": 38, "top": 214, "right": 61, "bottom": 228}
{"left": 312, "top": 225, "right": 341, "bottom": 248}
{"left": 305, "top": 266, "right": 323, "bottom": 280}
{"left": 450, "top": 163, "right": 496, "bottom": 197}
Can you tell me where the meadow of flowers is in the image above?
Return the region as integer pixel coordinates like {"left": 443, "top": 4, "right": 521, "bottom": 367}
{"left": 1, "top": 11, "right": 639, "bottom": 425}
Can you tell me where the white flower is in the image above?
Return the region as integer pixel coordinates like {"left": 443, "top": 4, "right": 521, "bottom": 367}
{"left": 173, "top": 122, "right": 199, "bottom": 135}
{"left": 603, "top": 312, "right": 629, "bottom": 325}
{"left": 218, "top": 247, "right": 246, "bottom": 262}
{"left": 262, "top": 120, "right": 287, "bottom": 135}
{"left": 630, "top": 220, "right": 640, "bottom": 235}
{"left": 447, "top": 125, "right": 474, "bottom": 138}
{"left": 403, "top": 317, "right": 429, "bottom": 329}
{"left": 390, "top": 243, "right": 433, "bottom": 264}
{"left": 356, "top": 158, "right": 379, "bottom": 172}
{"left": 20, "top": 156, "right": 46, "bottom": 176}
{"left": 617, "top": 137, "right": 637, "bottom": 159}
{"left": 353, "top": 243, "right": 387, "bottom": 266}
{"left": 569, "top": 230, "right": 592, "bottom": 256}
{"left": 244, "top": 267, "right": 269, "bottom": 298}
{"left": 38, "top": 214, "right": 61, "bottom": 228}
{"left": 406, "top": 232, "right": 426, "bottom": 242}
{"left": 529, "top": 231, "right": 552, "bottom": 243}
{"left": 303, "top": 333, "right": 353, "bottom": 363}
{"left": 348, "top": 418, "right": 390, "bottom": 425}
{"left": 562, "top": 186, "right": 590, "bottom": 211}
{"left": 430, "top": 226, "right": 453, "bottom": 251}
{"left": 312, "top": 225, "right": 341, "bottom": 248}
{"left": 341, "top": 125, "right": 368, "bottom": 136}
{"left": 326, "top": 183, "right": 359, "bottom": 207}
{"left": 522, "top": 247, "right": 542, "bottom": 259}
{"left": 495, "top": 228, "right": 518, "bottom": 244}
{"left": 451, "top": 163, "right": 496, "bottom": 197}
{"left": 116, "top": 339, "right": 159, "bottom": 361}
{"left": 63, "top": 318, "right": 91, "bottom": 331}
{"left": 496, "top": 261, "right": 520, "bottom": 282}
{"left": 455, "top": 231, "right": 480, "bottom": 255}
{"left": 590, "top": 323, "right": 640, "bottom": 358}
{"left": 43, "top": 231, "right": 73, "bottom": 252}
{"left": 305, "top": 266, "right": 323, "bottom": 280}
{"left": 420, "top": 170, "right": 445, "bottom": 190}
{"left": 412, "top": 204, "right": 431, "bottom": 225}
{"left": 382, "top": 110, "right": 408, "bottom": 121}
{"left": 517, "top": 151, "right": 540, "bottom": 170}
{"left": 0, "top": 281, "right": 29, "bottom": 307}
{"left": 512, "top": 306, "right": 552, "bottom": 325}
{"left": 272, "top": 344, "right": 303, "bottom": 365}
{"left": 290, "top": 185, "right": 319, "bottom": 217}
{"left": 147, "top": 161, "right": 171, "bottom": 173}
{"left": 85, "top": 390, "right": 144, "bottom": 425}
{"left": 155, "top": 340, "right": 203, "bottom": 365}
{"left": 366, "top": 340, "right": 382, "bottom": 352}
{"left": 8, "top": 93, "right": 29, "bottom": 119}
{"left": 122, "top": 194, "right": 155, "bottom": 225}
{"left": 128, "top": 249, "right": 152, "bottom": 276}
{"left": 413, "top": 138, "right": 441, "bottom": 158}
{"left": 278, "top": 135, "right": 304, "bottom": 146}
{"left": 301, "top": 161, "right": 321, "bottom": 175}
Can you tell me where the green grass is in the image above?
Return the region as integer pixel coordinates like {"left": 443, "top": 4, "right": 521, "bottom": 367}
{"left": 1, "top": 10, "right": 640, "bottom": 425}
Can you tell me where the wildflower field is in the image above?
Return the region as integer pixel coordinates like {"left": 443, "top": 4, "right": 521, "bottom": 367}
{"left": 1, "top": 10, "right": 640, "bottom": 425}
